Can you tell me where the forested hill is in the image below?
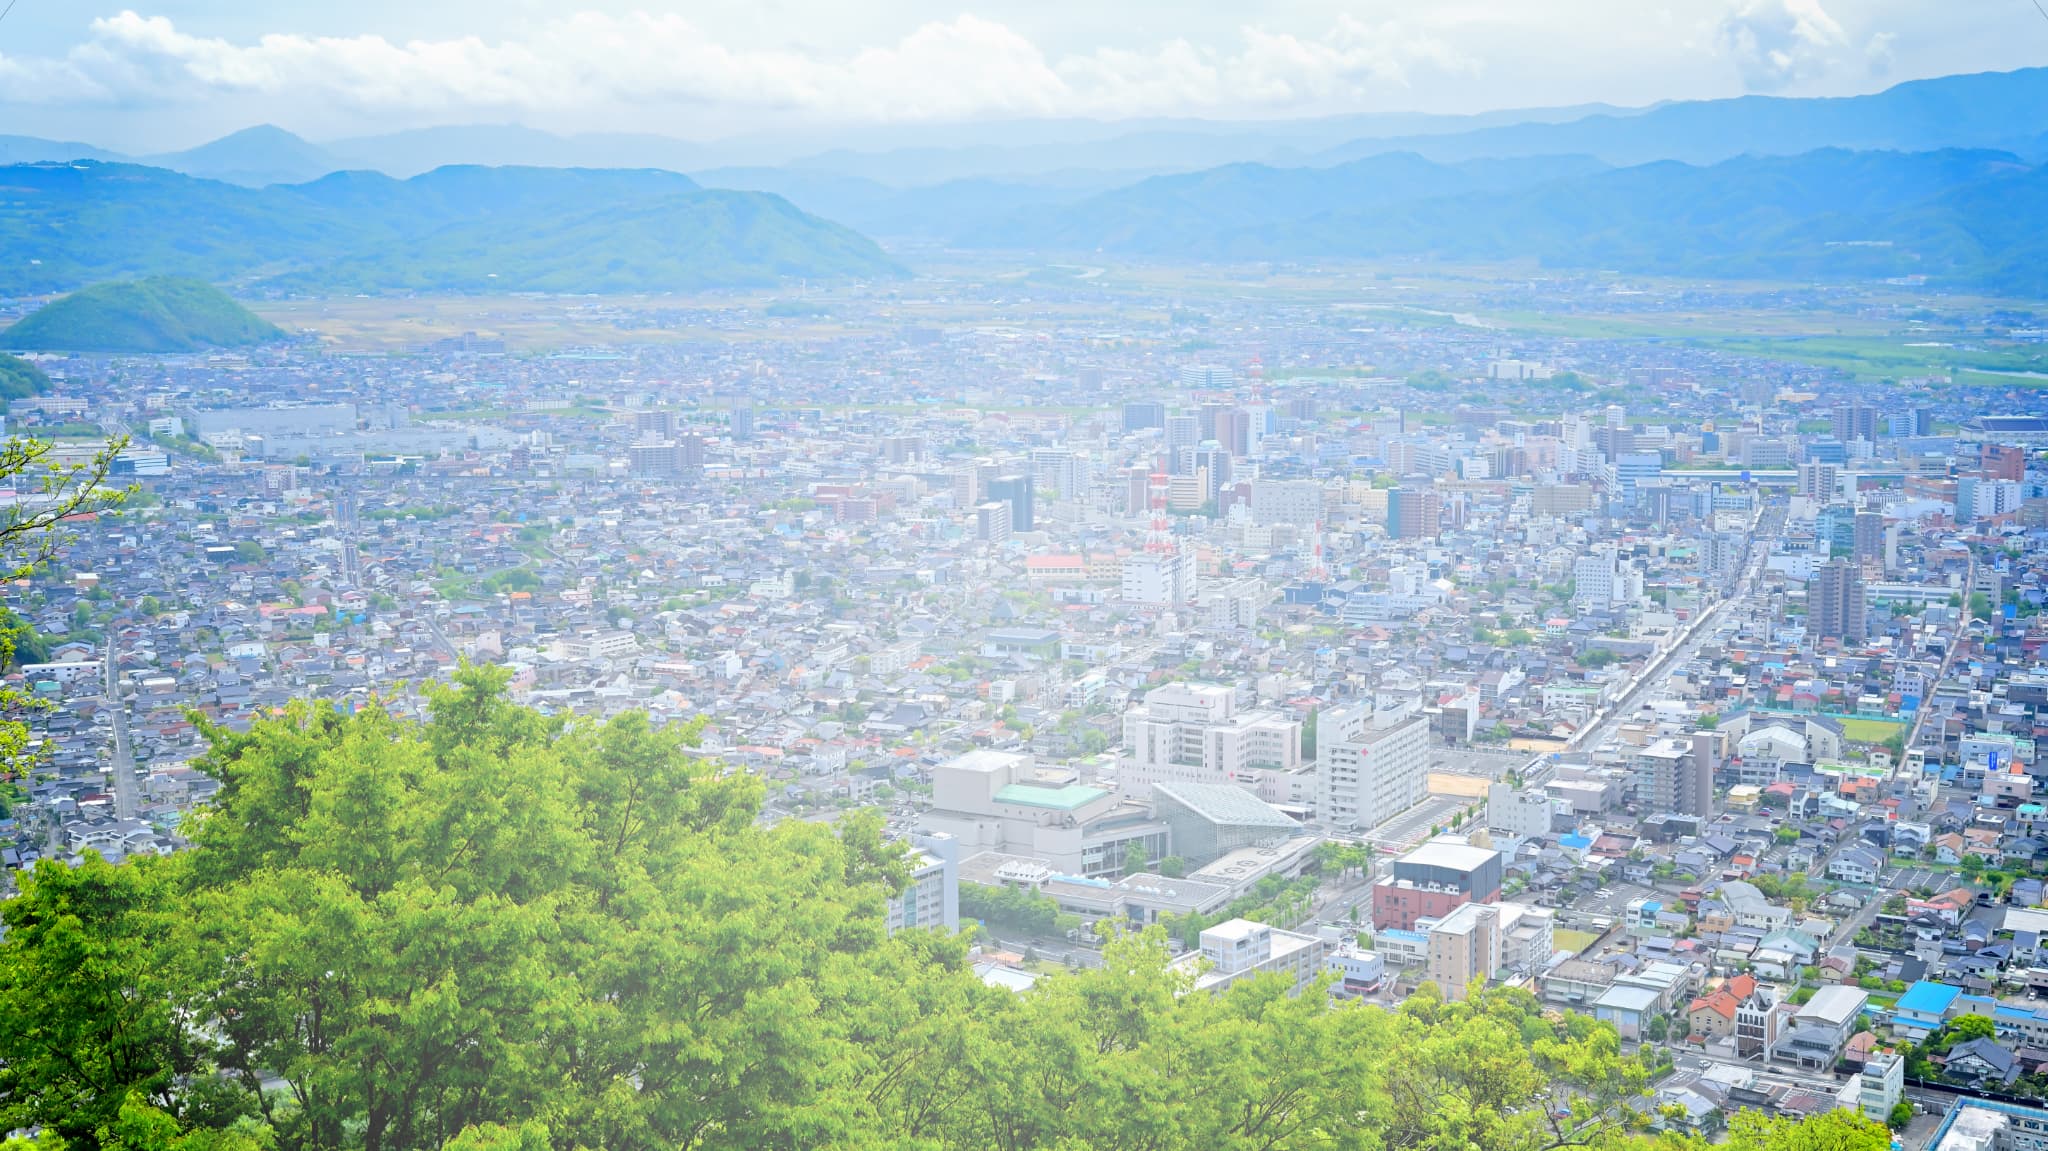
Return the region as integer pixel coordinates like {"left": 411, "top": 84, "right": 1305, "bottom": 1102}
{"left": 0, "top": 666, "right": 1894, "bottom": 1151}
{"left": 0, "top": 161, "right": 906, "bottom": 296}
{"left": 3, "top": 277, "right": 282, "bottom": 352}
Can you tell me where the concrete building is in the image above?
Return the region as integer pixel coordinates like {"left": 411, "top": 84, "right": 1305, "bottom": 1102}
{"left": 1776, "top": 985, "right": 1869, "bottom": 1070}
{"left": 920, "top": 750, "right": 1166, "bottom": 878}
{"left": 1372, "top": 839, "right": 1504, "bottom": 931}
{"left": 1250, "top": 479, "right": 1323, "bottom": 527}
{"left": 1488, "top": 781, "right": 1560, "bottom": 838}
{"left": 1632, "top": 734, "right": 1714, "bottom": 818}
{"left": 1171, "top": 917, "right": 1327, "bottom": 995}
{"left": 1858, "top": 1051, "right": 1904, "bottom": 1124}
{"left": 887, "top": 832, "right": 960, "bottom": 935}
{"left": 1425, "top": 900, "right": 1554, "bottom": 1001}
{"left": 1811, "top": 559, "right": 1869, "bottom": 644}
{"left": 1122, "top": 550, "right": 1198, "bottom": 604}
{"left": 1386, "top": 486, "right": 1442, "bottom": 540}
{"left": 1317, "top": 704, "right": 1429, "bottom": 831}
{"left": 1119, "top": 683, "right": 1301, "bottom": 800}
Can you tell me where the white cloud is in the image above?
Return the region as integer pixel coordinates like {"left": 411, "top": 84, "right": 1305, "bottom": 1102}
{"left": 1716, "top": 0, "right": 1850, "bottom": 91}
{"left": 0, "top": 8, "right": 1473, "bottom": 121}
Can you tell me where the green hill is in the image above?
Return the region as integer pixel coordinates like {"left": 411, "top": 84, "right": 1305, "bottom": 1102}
{"left": 3, "top": 277, "right": 283, "bottom": 352}
{"left": 0, "top": 353, "right": 49, "bottom": 401}
{"left": 0, "top": 161, "right": 905, "bottom": 296}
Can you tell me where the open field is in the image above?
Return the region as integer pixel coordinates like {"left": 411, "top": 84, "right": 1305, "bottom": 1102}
{"left": 1554, "top": 929, "right": 1601, "bottom": 955}
{"left": 1839, "top": 717, "right": 1908, "bottom": 744}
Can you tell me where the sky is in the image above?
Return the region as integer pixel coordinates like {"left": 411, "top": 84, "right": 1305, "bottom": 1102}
{"left": 0, "top": 0, "right": 2043, "bottom": 151}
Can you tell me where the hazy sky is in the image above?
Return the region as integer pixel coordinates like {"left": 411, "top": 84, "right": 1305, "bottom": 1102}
{"left": 1, "top": 0, "right": 2043, "bottom": 150}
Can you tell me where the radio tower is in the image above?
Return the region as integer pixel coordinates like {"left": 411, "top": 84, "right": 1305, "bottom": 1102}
{"left": 1146, "top": 455, "right": 1173, "bottom": 553}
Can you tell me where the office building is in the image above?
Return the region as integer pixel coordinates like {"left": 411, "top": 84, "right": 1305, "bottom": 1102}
{"left": 1811, "top": 560, "right": 1868, "bottom": 643}
{"left": 1317, "top": 704, "right": 1429, "bottom": 831}
{"left": 729, "top": 402, "right": 755, "bottom": 440}
{"left": 1487, "top": 781, "right": 1561, "bottom": 838}
{"left": 1119, "top": 683, "right": 1301, "bottom": 800}
{"left": 988, "top": 474, "right": 1035, "bottom": 533}
{"left": 1372, "top": 839, "right": 1504, "bottom": 932}
{"left": 1122, "top": 401, "right": 1166, "bottom": 433}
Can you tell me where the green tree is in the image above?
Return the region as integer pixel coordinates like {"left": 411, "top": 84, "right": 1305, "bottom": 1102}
{"left": 1159, "top": 854, "right": 1186, "bottom": 878}
{"left": 1888, "top": 1101, "right": 1914, "bottom": 1131}
{"left": 1124, "top": 842, "right": 1150, "bottom": 876}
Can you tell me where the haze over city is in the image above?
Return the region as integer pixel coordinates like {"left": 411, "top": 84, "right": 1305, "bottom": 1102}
{"left": 1, "top": 6, "right": 2047, "bottom": 1151}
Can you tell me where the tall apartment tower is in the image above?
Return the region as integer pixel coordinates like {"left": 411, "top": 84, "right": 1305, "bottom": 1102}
{"left": 1811, "top": 560, "right": 1868, "bottom": 644}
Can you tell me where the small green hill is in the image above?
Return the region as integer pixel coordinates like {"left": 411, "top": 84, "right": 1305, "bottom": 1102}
{"left": 0, "top": 353, "right": 49, "bottom": 401}
{"left": 3, "top": 277, "right": 282, "bottom": 352}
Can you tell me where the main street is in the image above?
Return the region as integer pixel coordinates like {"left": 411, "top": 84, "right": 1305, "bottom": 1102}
{"left": 1568, "top": 500, "right": 1780, "bottom": 756}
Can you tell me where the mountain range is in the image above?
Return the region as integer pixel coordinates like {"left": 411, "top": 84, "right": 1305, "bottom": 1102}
{"left": 964, "top": 148, "right": 2048, "bottom": 295}
{"left": 0, "top": 163, "right": 902, "bottom": 296}
{"left": 15, "top": 66, "right": 2044, "bottom": 195}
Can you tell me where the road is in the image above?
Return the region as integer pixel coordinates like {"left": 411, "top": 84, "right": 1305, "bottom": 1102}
{"left": 1901, "top": 548, "right": 1975, "bottom": 778}
{"left": 1570, "top": 502, "right": 1777, "bottom": 755}
{"left": 101, "top": 641, "right": 137, "bottom": 821}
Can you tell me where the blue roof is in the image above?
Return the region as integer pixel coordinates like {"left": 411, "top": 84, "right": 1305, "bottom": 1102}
{"left": 1560, "top": 834, "right": 1594, "bottom": 849}
{"left": 1896, "top": 981, "right": 1961, "bottom": 1016}
{"left": 1381, "top": 928, "right": 1427, "bottom": 943}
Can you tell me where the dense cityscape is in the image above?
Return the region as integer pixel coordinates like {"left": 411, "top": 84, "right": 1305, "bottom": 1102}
{"left": 0, "top": 261, "right": 2045, "bottom": 1147}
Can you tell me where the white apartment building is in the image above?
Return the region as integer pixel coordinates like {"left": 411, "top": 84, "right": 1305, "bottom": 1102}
{"left": 1171, "top": 917, "right": 1327, "bottom": 994}
{"left": 1250, "top": 478, "right": 1324, "bottom": 527}
{"left": 1120, "top": 683, "right": 1301, "bottom": 800}
{"left": 1487, "top": 781, "right": 1560, "bottom": 839}
{"left": 1317, "top": 703, "right": 1429, "bottom": 831}
{"left": 1121, "top": 550, "right": 1198, "bottom": 604}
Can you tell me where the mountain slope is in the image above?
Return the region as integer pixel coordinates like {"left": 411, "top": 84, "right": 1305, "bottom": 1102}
{"left": 0, "top": 161, "right": 903, "bottom": 295}
{"left": 3, "top": 277, "right": 283, "bottom": 352}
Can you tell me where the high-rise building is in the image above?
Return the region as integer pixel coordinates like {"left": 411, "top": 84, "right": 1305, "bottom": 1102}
{"left": 1189, "top": 445, "right": 1232, "bottom": 501}
{"left": 730, "top": 402, "right": 756, "bottom": 440}
{"left": 1030, "top": 448, "right": 1085, "bottom": 500}
{"left": 975, "top": 500, "right": 1012, "bottom": 543}
{"left": 1833, "top": 400, "right": 1879, "bottom": 444}
{"left": 1316, "top": 703, "right": 1429, "bottom": 830}
{"left": 1386, "top": 486, "right": 1441, "bottom": 540}
{"left": 1797, "top": 461, "right": 1838, "bottom": 501}
{"left": 1811, "top": 559, "right": 1868, "bottom": 644}
{"left": 1426, "top": 901, "right": 1553, "bottom": 1002}
{"left": 1118, "top": 682, "right": 1300, "bottom": 800}
{"left": 1122, "top": 401, "right": 1166, "bottom": 433}
{"left": 1853, "top": 510, "right": 1884, "bottom": 564}
{"left": 987, "top": 474, "right": 1035, "bottom": 533}
{"left": 1631, "top": 735, "right": 1714, "bottom": 817}
{"left": 1164, "top": 414, "right": 1200, "bottom": 469}
{"left": 633, "top": 409, "right": 675, "bottom": 439}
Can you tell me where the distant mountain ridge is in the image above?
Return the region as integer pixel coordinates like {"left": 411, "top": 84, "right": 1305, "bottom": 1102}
{"left": 3, "top": 277, "right": 283, "bottom": 352}
{"left": 0, "top": 162, "right": 904, "bottom": 296}
{"left": 8, "top": 65, "right": 2044, "bottom": 192}
{"left": 961, "top": 147, "right": 2048, "bottom": 295}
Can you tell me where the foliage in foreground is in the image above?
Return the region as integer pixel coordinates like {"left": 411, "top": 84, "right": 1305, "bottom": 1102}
{"left": 0, "top": 666, "right": 1894, "bottom": 1151}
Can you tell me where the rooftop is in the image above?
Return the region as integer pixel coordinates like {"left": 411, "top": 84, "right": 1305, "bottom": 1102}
{"left": 994, "top": 782, "right": 1108, "bottom": 811}
{"left": 1400, "top": 839, "right": 1501, "bottom": 873}
{"left": 1153, "top": 782, "right": 1299, "bottom": 829}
